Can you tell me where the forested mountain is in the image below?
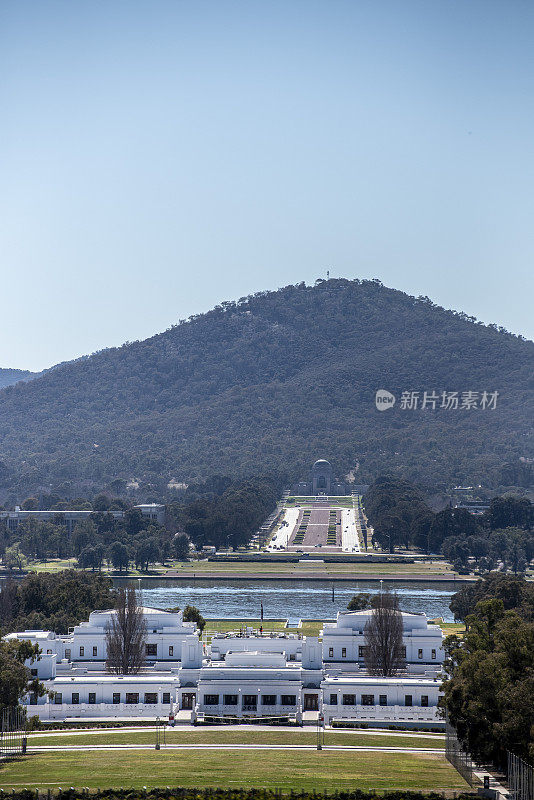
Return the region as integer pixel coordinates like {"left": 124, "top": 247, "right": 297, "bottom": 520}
{"left": 0, "top": 368, "right": 37, "bottom": 389}
{"left": 0, "top": 278, "right": 532, "bottom": 497}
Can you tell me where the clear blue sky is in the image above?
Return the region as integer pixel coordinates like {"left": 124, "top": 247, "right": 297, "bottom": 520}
{"left": 2, "top": 0, "right": 533, "bottom": 371}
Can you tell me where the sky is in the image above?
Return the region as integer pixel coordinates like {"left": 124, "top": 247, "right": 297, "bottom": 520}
{"left": 1, "top": 0, "right": 533, "bottom": 371}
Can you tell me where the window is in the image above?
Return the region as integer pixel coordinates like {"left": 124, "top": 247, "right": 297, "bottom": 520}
{"left": 88, "top": 693, "right": 96, "bottom": 705}
{"left": 421, "top": 695, "right": 429, "bottom": 707}
{"left": 79, "top": 646, "right": 84, "bottom": 657}
{"left": 203, "top": 694, "right": 219, "bottom": 706}
{"left": 162, "top": 692, "right": 171, "bottom": 704}
{"left": 65, "top": 649, "right": 71, "bottom": 660}
{"left": 113, "top": 693, "right": 120, "bottom": 704}
{"left": 379, "top": 695, "right": 387, "bottom": 706}
{"left": 361, "top": 694, "right": 375, "bottom": 706}
{"left": 92, "top": 646, "right": 97, "bottom": 657}
{"left": 243, "top": 695, "right": 257, "bottom": 709}
{"left": 405, "top": 695, "right": 413, "bottom": 707}
{"left": 328, "top": 647, "right": 334, "bottom": 658}
{"left": 224, "top": 694, "right": 239, "bottom": 706}
{"left": 329, "top": 694, "right": 338, "bottom": 705}
{"left": 418, "top": 649, "right": 423, "bottom": 659}
{"left": 126, "top": 692, "right": 139, "bottom": 704}
{"left": 280, "top": 695, "right": 296, "bottom": 706}
{"left": 401, "top": 646, "right": 407, "bottom": 659}
{"left": 431, "top": 649, "right": 436, "bottom": 659}
{"left": 54, "top": 693, "right": 62, "bottom": 705}
{"left": 71, "top": 693, "right": 79, "bottom": 705}
{"left": 146, "top": 643, "right": 157, "bottom": 656}
{"left": 144, "top": 693, "right": 158, "bottom": 704}
{"left": 31, "top": 668, "right": 38, "bottom": 677}
{"left": 341, "top": 647, "right": 347, "bottom": 658}
{"left": 358, "top": 645, "right": 366, "bottom": 658}
{"left": 261, "top": 695, "right": 276, "bottom": 706}
{"left": 29, "top": 693, "right": 37, "bottom": 706}
{"left": 342, "top": 694, "right": 356, "bottom": 706}
{"left": 168, "top": 646, "right": 174, "bottom": 657}
{"left": 289, "top": 653, "right": 296, "bottom": 661}
{"left": 47, "top": 649, "right": 52, "bottom": 654}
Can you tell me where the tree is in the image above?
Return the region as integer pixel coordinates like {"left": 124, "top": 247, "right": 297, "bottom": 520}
{"left": 363, "top": 591, "right": 405, "bottom": 676}
{"left": 183, "top": 604, "right": 206, "bottom": 632}
{"left": 4, "top": 542, "right": 27, "bottom": 571}
{"left": 109, "top": 541, "right": 129, "bottom": 572}
{"left": 173, "top": 533, "right": 190, "bottom": 561}
{"left": 0, "top": 639, "right": 46, "bottom": 715}
{"left": 347, "top": 592, "right": 371, "bottom": 611}
{"left": 105, "top": 587, "right": 146, "bottom": 674}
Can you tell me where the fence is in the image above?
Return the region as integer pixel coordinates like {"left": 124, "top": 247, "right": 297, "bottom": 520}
{"left": 508, "top": 752, "right": 534, "bottom": 800}
{"left": 0, "top": 707, "right": 26, "bottom": 758}
{"left": 445, "top": 714, "right": 475, "bottom": 787}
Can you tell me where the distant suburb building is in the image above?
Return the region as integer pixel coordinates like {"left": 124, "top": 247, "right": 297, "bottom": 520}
{"left": 0, "top": 503, "right": 165, "bottom": 532}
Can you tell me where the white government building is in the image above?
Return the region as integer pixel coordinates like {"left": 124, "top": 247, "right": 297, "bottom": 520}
{"left": 7, "top": 607, "right": 445, "bottom": 728}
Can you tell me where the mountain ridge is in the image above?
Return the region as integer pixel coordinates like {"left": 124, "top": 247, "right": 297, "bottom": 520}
{"left": 0, "top": 278, "right": 532, "bottom": 496}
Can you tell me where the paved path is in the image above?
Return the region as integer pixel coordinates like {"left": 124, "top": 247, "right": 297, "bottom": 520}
{"left": 27, "top": 744, "right": 445, "bottom": 754}
{"left": 341, "top": 508, "right": 360, "bottom": 553}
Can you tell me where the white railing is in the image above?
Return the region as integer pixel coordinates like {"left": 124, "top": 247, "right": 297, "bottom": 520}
{"left": 323, "top": 703, "right": 440, "bottom": 725}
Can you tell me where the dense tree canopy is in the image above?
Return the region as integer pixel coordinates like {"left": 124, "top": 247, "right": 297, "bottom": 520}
{"left": 0, "top": 279, "right": 531, "bottom": 497}
{"left": 443, "top": 577, "right": 534, "bottom": 767}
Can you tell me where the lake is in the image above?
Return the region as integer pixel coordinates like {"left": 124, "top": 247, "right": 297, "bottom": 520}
{"left": 116, "top": 578, "right": 459, "bottom": 622}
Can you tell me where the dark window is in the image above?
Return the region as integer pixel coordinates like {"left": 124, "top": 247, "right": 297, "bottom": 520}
{"left": 432, "top": 649, "right": 436, "bottom": 659}
{"left": 379, "top": 694, "right": 387, "bottom": 706}
{"left": 146, "top": 643, "right": 157, "bottom": 656}
{"left": 405, "top": 694, "right": 413, "bottom": 707}
{"left": 204, "top": 694, "right": 219, "bottom": 706}
{"left": 144, "top": 693, "right": 158, "bottom": 704}
{"left": 162, "top": 692, "right": 171, "bottom": 704}
{"left": 126, "top": 692, "right": 139, "bottom": 704}
{"left": 358, "top": 646, "right": 366, "bottom": 658}
{"left": 92, "top": 646, "right": 97, "bottom": 657}
{"left": 79, "top": 646, "right": 84, "bottom": 657}
{"left": 421, "top": 695, "right": 429, "bottom": 707}
{"left": 31, "top": 668, "right": 38, "bottom": 677}
{"left": 113, "top": 693, "right": 120, "bottom": 704}
{"left": 261, "top": 695, "right": 276, "bottom": 706}
{"left": 54, "top": 693, "right": 62, "bottom": 705}
{"left": 29, "top": 693, "right": 37, "bottom": 706}
{"left": 341, "top": 647, "right": 347, "bottom": 658}
{"left": 280, "top": 695, "right": 296, "bottom": 706}
{"left": 71, "top": 693, "right": 79, "bottom": 705}
{"left": 169, "top": 646, "right": 174, "bottom": 657}
{"left": 329, "top": 694, "right": 337, "bottom": 705}
{"left": 418, "top": 649, "right": 423, "bottom": 659}
{"left": 401, "top": 646, "right": 407, "bottom": 659}
{"left": 65, "top": 649, "right": 71, "bottom": 660}
{"left": 342, "top": 694, "right": 356, "bottom": 706}
{"left": 361, "top": 694, "right": 375, "bottom": 706}
{"left": 328, "top": 647, "right": 334, "bottom": 658}
{"left": 88, "top": 693, "right": 96, "bottom": 704}
{"left": 224, "top": 694, "right": 238, "bottom": 706}
{"left": 243, "top": 695, "right": 257, "bottom": 710}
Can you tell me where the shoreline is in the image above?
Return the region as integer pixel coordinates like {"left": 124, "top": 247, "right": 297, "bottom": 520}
{"left": 113, "top": 571, "right": 476, "bottom": 584}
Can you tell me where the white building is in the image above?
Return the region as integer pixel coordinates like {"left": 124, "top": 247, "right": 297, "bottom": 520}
{"left": 0, "top": 503, "right": 165, "bottom": 532}
{"left": 9, "top": 606, "right": 445, "bottom": 727}
{"left": 322, "top": 610, "right": 444, "bottom": 673}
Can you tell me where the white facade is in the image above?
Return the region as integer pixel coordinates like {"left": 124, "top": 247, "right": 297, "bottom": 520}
{"left": 9, "top": 606, "right": 444, "bottom": 726}
{"left": 322, "top": 611, "right": 444, "bottom": 672}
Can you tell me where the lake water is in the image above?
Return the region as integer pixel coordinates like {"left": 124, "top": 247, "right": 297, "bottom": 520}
{"left": 117, "top": 578, "right": 458, "bottom": 622}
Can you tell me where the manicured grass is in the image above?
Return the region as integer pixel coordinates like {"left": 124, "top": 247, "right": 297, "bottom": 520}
{"left": 0, "top": 750, "right": 465, "bottom": 791}
{"left": 165, "top": 560, "right": 459, "bottom": 577}
{"left": 27, "top": 558, "right": 78, "bottom": 573}
{"left": 27, "top": 729, "right": 445, "bottom": 749}
{"left": 429, "top": 621, "right": 466, "bottom": 636}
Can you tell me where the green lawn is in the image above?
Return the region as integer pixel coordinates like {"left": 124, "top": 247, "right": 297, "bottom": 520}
{"left": 0, "top": 750, "right": 465, "bottom": 792}
{"left": 165, "top": 560, "right": 459, "bottom": 577}
{"left": 26, "top": 729, "right": 445, "bottom": 749}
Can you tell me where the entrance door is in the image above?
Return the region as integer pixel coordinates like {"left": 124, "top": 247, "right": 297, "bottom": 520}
{"left": 182, "top": 692, "right": 196, "bottom": 710}
{"left": 304, "top": 694, "right": 318, "bottom": 711}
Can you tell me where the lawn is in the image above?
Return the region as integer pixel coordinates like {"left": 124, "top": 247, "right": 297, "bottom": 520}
{"left": 26, "top": 729, "right": 445, "bottom": 750}
{"left": 0, "top": 750, "right": 465, "bottom": 792}
{"left": 165, "top": 560, "right": 459, "bottom": 577}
